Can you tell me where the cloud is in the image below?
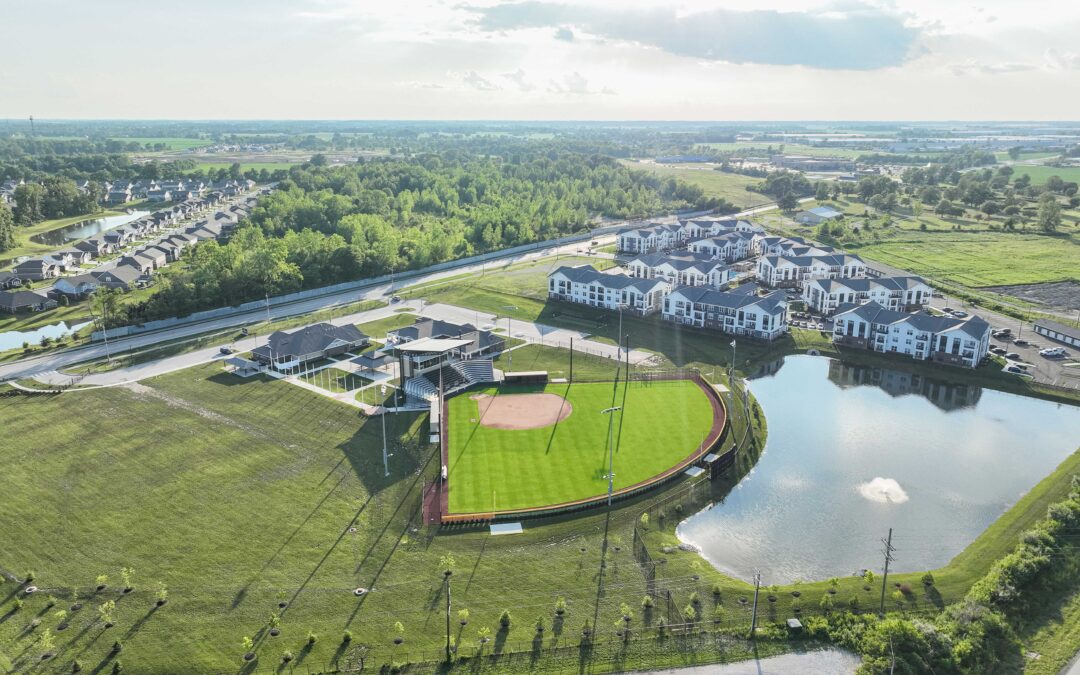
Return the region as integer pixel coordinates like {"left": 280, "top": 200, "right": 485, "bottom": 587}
{"left": 461, "top": 70, "right": 500, "bottom": 90}
{"left": 554, "top": 26, "right": 573, "bottom": 41}
{"left": 1045, "top": 48, "right": 1080, "bottom": 70}
{"left": 546, "top": 71, "right": 614, "bottom": 95}
{"left": 501, "top": 68, "right": 537, "bottom": 91}
{"left": 466, "top": 1, "right": 921, "bottom": 70}
{"left": 949, "top": 59, "right": 1037, "bottom": 76}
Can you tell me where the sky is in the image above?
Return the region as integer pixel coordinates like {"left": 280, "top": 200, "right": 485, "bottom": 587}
{"left": 1, "top": 0, "right": 1079, "bottom": 120}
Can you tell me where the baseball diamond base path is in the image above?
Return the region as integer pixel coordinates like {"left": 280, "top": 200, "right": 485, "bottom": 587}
{"left": 471, "top": 392, "right": 573, "bottom": 430}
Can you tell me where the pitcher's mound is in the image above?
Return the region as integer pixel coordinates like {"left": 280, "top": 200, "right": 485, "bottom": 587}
{"left": 471, "top": 392, "right": 573, "bottom": 430}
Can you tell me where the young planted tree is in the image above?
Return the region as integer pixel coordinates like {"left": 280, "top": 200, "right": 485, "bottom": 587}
{"left": 95, "top": 574, "right": 109, "bottom": 591}
{"left": 392, "top": 621, "right": 405, "bottom": 645}
{"left": 457, "top": 608, "right": 469, "bottom": 626}
{"left": 554, "top": 597, "right": 567, "bottom": 616}
{"left": 120, "top": 568, "right": 135, "bottom": 592}
{"left": 98, "top": 600, "right": 116, "bottom": 627}
{"left": 155, "top": 582, "right": 168, "bottom": 607}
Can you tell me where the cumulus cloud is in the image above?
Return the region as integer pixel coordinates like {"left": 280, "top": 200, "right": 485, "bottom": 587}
{"left": 554, "top": 26, "right": 574, "bottom": 41}
{"left": 546, "top": 71, "right": 614, "bottom": 95}
{"left": 466, "top": 1, "right": 921, "bottom": 70}
{"left": 501, "top": 68, "right": 537, "bottom": 91}
{"left": 461, "top": 70, "right": 500, "bottom": 90}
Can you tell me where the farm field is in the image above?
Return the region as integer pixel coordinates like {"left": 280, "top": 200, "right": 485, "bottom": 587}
{"left": 619, "top": 160, "right": 772, "bottom": 209}
{"left": 693, "top": 141, "right": 868, "bottom": 158}
{"left": 113, "top": 137, "right": 214, "bottom": 150}
{"left": 191, "top": 161, "right": 298, "bottom": 173}
{"left": 446, "top": 379, "right": 717, "bottom": 513}
{"left": 1008, "top": 164, "right": 1080, "bottom": 185}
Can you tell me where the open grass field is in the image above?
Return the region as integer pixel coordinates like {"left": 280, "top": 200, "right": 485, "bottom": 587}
{"left": 115, "top": 137, "right": 213, "bottom": 150}
{"left": 618, "top": 160, "right": 772, "bottom": 209}
{"left": 191, "top": 161, "right": 298, "bottom": 173}
{"left": 446, "top": 379, "right": 717, "bottom": 514}
{"left": 1010, "top": 164, "right": 1080, "bottom": 185}
{"left": 0, "top": 210, "right": 129, "bottom": 263}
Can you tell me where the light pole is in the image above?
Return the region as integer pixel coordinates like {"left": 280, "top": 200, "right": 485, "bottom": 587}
{"left": 380, "top": 384, "right": 389, "bottom": 477}
{"left": 601, "top": 406, "right": 622, "bottom": 506}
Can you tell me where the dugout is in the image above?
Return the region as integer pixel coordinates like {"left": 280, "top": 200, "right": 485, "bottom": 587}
{"left": 503, "top": 370, "right": 549, "bottom": 385}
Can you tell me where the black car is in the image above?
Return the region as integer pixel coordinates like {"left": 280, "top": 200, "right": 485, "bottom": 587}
{"left": 1006, "top": 352, "right": 1020, "bottom": 360}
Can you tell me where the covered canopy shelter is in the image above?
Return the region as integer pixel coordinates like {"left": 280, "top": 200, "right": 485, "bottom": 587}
{"left": 390, "top": 338, "right": 474, "bottom": 407}
{"left": 224, "top": 356, "right": 261, "bottom": 377}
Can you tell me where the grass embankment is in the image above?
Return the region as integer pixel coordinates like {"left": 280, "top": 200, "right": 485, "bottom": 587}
{"left": 0, "top": 358, "right": 779, "bottom": 674}
{"left": 447, "top": 379, "right": 714, "bottom": 513}
{"left": 356, "top": 312, "right": 419, "bottom": 339}
{"left": 618, "top": 160, "right": 772, "bottom": 210}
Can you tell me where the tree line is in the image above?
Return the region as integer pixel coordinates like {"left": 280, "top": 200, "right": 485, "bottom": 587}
{"left": 114, "top": 152, "right": 731, "bottom": 323}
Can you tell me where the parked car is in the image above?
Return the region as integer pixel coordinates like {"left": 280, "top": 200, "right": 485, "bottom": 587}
{"left": 952, "top": 310, "right": 968, "bottom": 318}
{"left": 390, "top": 295, "right": 402, "bottom": 304}
{"left": 942, "top": 306, "right": 953, "bottom": 313}
{"left": 1006, "top": 352, "right": 1020, "bottom": 360}
{"left": 990, "top": 347, "right": 1006, "bottom": 355}
{"left": 1007, "top": 366, "right": 1025, "bottom": 374}
{"left": 1013, "top": 339, "right": 1028, "bottom": 346}
{"left": 1041, "top": 347, "right": 1067, "bottom": 358}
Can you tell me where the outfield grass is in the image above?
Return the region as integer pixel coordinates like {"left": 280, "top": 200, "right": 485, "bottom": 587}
{"left": 446, "top": 379, "right": 716, "bottom": 513}
{"left": 618, "top": 161, "right": 772, "bottom": 209}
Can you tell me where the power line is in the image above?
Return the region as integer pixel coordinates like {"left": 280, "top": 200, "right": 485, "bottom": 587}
{"left": 879, "top": 527, "right": 896, "bottom": 615}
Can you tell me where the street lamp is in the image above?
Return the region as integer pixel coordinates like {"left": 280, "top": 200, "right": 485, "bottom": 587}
{"left": 380, "top": 383, "right": 389, "bottom": 477}
{"left": 601, "top": 406, "right": 622, "bottom": 506}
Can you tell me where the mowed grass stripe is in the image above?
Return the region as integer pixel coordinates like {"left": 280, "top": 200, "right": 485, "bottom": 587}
{"left": 446, "top": 379, "right": 715, "bottom": 513}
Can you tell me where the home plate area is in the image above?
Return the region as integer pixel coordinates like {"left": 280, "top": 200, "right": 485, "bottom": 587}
{"left": 470, "top": 392, "right": 573, "bottom": 430}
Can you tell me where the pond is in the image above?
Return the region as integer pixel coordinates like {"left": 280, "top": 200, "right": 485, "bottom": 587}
{"left": 0, "top": 320, "right": 92, "bottom": 352}
{"left": 29, "top": 210, "right": 150, "bottom": 246}
{"left": 677, "top": 355, "right": 1080, "bottom": 584}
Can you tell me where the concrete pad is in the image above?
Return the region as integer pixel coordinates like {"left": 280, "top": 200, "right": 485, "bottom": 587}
{"left": 490, "top": 522, "right": 523, "bottom": 536}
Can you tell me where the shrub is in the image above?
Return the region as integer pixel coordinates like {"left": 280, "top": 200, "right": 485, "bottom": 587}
{"left": 281, "top": 651, "right": 294, "bottom": 663}
{"left": 499, "top": 610, "right": 511, "bottom": 629}
{"left": 554, "top": 597, "right": 566, "bottom": 615}
{"left": 684, "top": 605, "right": 697, "bottom": 623}
{"left": 689, "top": 591, "right": 700, "bottom": 606}
{"left": 24, "top": 570, "right": 35, "bottom": 583}
{"left": 712, "top": 583, "right": 722, "bottom": 596}
{"left": 112, "top": 640, "right": 123, "bottom": 654}
{"left": 639, "top": 513, "right": 649, "bottom": 528}
{"left": 921, "top": 572, "right": 935, "bottom": 586}
{"left": 458, "top": 608, "right": 470, "bottom": 625}
{"left": 95, "top": 575, "right": 108, "bottom": 589}
{"left": 641, "top": 595, "right": 653, "bottom": 609}
{"left": 342, "top": 630, "right": 352, "bottom": 642}
{"left": 306, "top": 632, "right": 317, "bottom": 645}
{"left": 111, "top": 661, "right": 122, "bottom": 674}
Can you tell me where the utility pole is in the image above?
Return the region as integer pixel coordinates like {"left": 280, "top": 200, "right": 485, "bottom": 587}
{"left": 601, "top": 396, "right": 622, "bottom": 507}
{"left": 749, "top": 572, "right": 761, "bottom": 639}
{"left": 380, "top": 384, "right": 389, "bottom": 477}
{"left": 879, "top": 528, "right": 896, "bottom": 615}
{"left": 444, "top": 569, "right": 453, "bottom": 663}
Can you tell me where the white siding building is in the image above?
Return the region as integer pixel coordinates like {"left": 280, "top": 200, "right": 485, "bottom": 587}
{"left": 625, "top": 252, "right": 733, "bottom": 288}
{"left": 548, "top": 265, "right": 670, "bottom": 315}
{"left": 803, "top": 276, "right": 933, "bottom": 315}
{"left": 662, "top": 286, "right": 788, "bottom": 341}
{"left": 832, "top": 302, "right": 991, "bottom": 368}
{"left": 755, "top": 253, "right": 867, "bottom": 288}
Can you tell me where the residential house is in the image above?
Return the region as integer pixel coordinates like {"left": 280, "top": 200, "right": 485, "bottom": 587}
{"left": 755, "top": 253, "right": 867, "bottom": 288}
{"left": 118, "top": 255, "right": 155, "bottom": 275}
{"left": 802, "top": 276, "right": 933, "bottom": 315}
{"left": 73, "top": 238, "right": 113, "bottom": 257}
{"left": 832, "top": 301, "right": 990, "bottom": 368}
{"left": 662, "top": 285, "right": 788, "bottom": 341}
{"left": 92, "top": 265, "right": 143, "bottom": 291}
{"left": 0, "top": 289, "right": 58, "bottom": 313}
{"left": 148, "top": 241, "right": 182, "bottom": 262}
{"left": 133, "top": 247, "right": 168, "bottom": 270}
{"left": 57, "top": 248, "right": 93, "bottom": 266}
{"left": 795, "top": 206, "right": 844, "bottom": 225}
{"left": 53, "top": 273, "right": 101, "bottom": 298}
{"left": 0, "top": 272, "right": 22, "bottom": 289}
{"left": 626, "top": 252, "right": 733, "bottom": 288}
{"left": 547, "top": 265, "right": 670, "bottom": 315}
{"left": 104, "top": 227, "right": 136, "bottom": 247}
{"left": 147, "top": 188, "right": 173, "bottom": 202}
{"left": 106, "top": 185, "right": 133, "bottom": 205}
{"left": 13, "top": 258, "right": 60, "bottom": 282}
{"left": 251, "top": 323, "right": 369, "bottom": 369}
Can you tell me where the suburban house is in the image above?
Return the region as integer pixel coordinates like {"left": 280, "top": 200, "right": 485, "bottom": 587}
{"left": 57, "top": 248, "right": 93, "bottom": 266}
{"left": 795, "top": 206, "right": 844, "bottom": 225}
{"left": 755, "top": 253, "right": 867, "bottom": 288}
{"left": 146, "top": 188, "right": 173, "bottom": 202}
{"left": 832, "top": 301, "right": 991, "bottom": 368}
{"left": 132, "top": 247, "right": 168, "bottom": 270}
{"left": 106, "top": 185, "right": 133, "bottom": 205}
{"left": 0, "top": 272, "right": 22, "bottom": 289}
{"left": 251, "top": 323, "right": 370, "bottom": 370}
{"left": 148, "top": 241, "right": 182, "bottom": 262}
{"left": 1032, "top": 320, "right": 1080, "bottom": 349}
{"left": 802, "top": 276, "right": 933, "bottom": 315}
{"left": 54, "top": 273, "right": 101, "bottom": 298}
{"left": 104, "top": 227, "right": 136, "bottom": 247}
{"left": 118, "top": 255, "right": 155, "bottom": 275}
{"left": 92, "top": 265, "right": 143, "bottom": 291}
{"left": 73, "top": 238, "right": 113, "bottom": 257}
{"left": 548, "top": 265, "right": 670, "bottom": 315}
{"left": 625, "top": 252, "right": 733, "bottom": 288}
{"left": 0, "top": 289, "right": 58, "bottom": 314}
{"left": 616, "top": 222, "right": 684, "bottom": 254}
{"left": 13, "top": 258, "right": 60, "bottom": 282}
{"left": 662, "top": 285, "right": 788, "bottom": 341}
{"left": 687, "top": 231, "right": 760, "bottom": 262}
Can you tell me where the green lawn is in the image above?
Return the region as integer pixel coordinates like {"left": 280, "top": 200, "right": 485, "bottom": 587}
{"left": 618, "top": 161, "right": 772, "bottom": 209}
{"left": 357, "top": 312, "right": 419, "bottom": 339}
{"left": 1, "top": 209, "right": 128, "bottom": 262}
{"left": 191, "top": 161, "right": 298, "bottom": 173}
{"left": 116, "top": 137, "right": 213, "bottom": 150}
{"left": 298, "top": 366, "right": 373, "bottom": 393}
{"left": 1010, "top": 164, "right": 1080, "bottom": 185}
{"left": 446, "top": 379, "right": 716, "bottom": 514}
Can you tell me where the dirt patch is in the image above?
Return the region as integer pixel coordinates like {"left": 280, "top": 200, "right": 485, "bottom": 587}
{"left": 983, "top": 281, "right": 1080, "bottom": 312}
{"left": 471, "top": 392, "right": 572, "bottom": 430}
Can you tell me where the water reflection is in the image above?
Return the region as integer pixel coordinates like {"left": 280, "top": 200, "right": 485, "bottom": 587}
{"left": 29, "top": 211, "right": 149, "bottom": 246}
{"left": 0, "top": 320, "right": 91, "bottom": 352}
{"left": 678, "top": 355, "right": 1080, "bottom": 584}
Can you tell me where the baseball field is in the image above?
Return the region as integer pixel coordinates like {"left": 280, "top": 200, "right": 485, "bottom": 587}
{"left": 445, "top": 377, "right": 722, "bottom": 514}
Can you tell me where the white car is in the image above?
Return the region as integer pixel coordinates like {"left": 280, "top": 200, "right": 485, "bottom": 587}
{"left": 1040, "top": 347, "right": 1067, "bottom": 358}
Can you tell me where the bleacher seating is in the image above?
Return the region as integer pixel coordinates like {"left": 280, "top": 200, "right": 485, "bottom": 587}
{"left": 403, "top": 359, "right": 496, "bottom": 404}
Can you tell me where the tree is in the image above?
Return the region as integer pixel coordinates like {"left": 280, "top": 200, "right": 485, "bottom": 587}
{"left": 777, "top": 192, "right": 798, "bottom": 211}
{"left": 1007, "top": 146, "right": 1022, "bottom": 160}
{"left": 1038, "top": 193, "right": 1061, "bottom": 233}
{"left": 98, "top": 600, "right": 116, "bottom": 626}
{"left": 815, "top": 182, "right": 830, "bottom": 201}
{"left": 0, "top": 203, "right": 15, "bottom": 253}
{"left": 13, "top": 183, "right": 44, "bottom": 226}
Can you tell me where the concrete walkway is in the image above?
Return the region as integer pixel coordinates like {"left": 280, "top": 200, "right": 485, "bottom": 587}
{"left": 636, "top": 647, "right": 860, "bottom": 674}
